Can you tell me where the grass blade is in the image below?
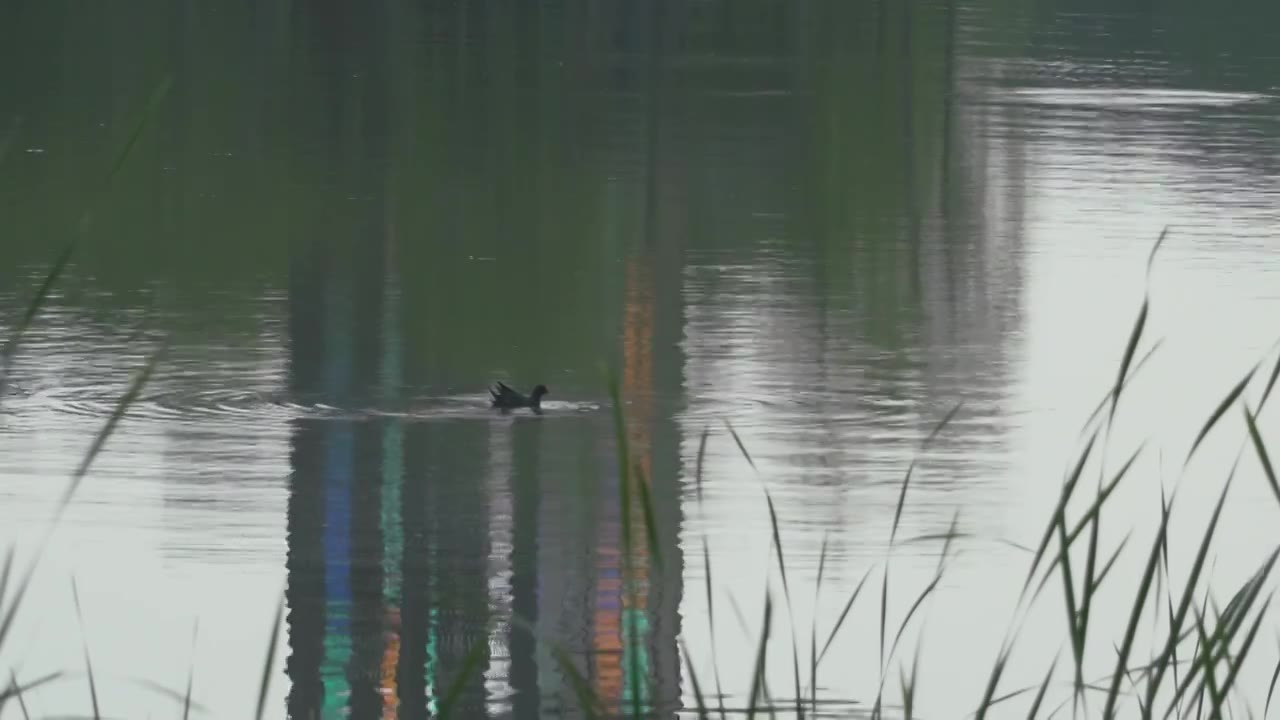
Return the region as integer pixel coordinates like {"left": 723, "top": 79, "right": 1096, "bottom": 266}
{"left": 0, "top": 558, "right": 35, "bottom": 663}
{"left": 902, "top": 647, "right": 920, "bottom": 720}
{"left": 727, "top": 593, "right": 754, "bottom": 647}
{"left": 703, "top": 538, "right": 727, "bottom": 720}
{"left": 810, "top": 534, "right": 830, "bottom": 712}
{"left": 3, "top": 242, "right": 75, "bottom": 354}
{"left": 886, "top": 573, "right": 943, "bottom": 669}
{"left": 1, "top": 243, "right": 76, "bottom": 396}
{"left": 1223, "top": 550, "right": 1280, "bottom": 632}
{"left": 1026, "top": 655, "right": 1058, "bottom": 719}
{"left": 1148, "top": 226, "right": 1170, "bottom": 281}
{"left": 1107, "top": 227, "right": 1170, "bottom": 426}
{"left": 511, "top": 615, "right": 601, "bottom": 718}
{"left": 604, "top": 367, "right": 645, "bottom": 718}
{"left": 71, "top": 578, "right": 100, "bottom": 720}
{"left": 764, "top": 491, "right": 790, "bottom": 600}
{"left": 1063, "top": 445, "right": 1143, "bottom": 551}
{"left": 1159, "top": 484, "right": 1182, "bottom": 714}
{"left": 5, "top": 74, "right": 170, "bottom": 375}
{"left": 604, "top": 368, "right": 632, "bottom": 554}
{"left": 880, "top": 565, "right": 889, "bottom": 673}
{"left": 1243, "top": 404, "right": 1280, "bottom": 508}
{"left": 1089, "top": 531, "right": 1131, "bottom": 595}
{"left": 790, "top": 631, "right": 803, "bottom": 719}
{"left": 1082, "top": 339, "right": 1164, "bottom": 438}
{"left": 107, "top": 74, "right": 174, "bottom": 186}
{"left": 695, "top": 426, "right": 710, "bottom": 504}
{"left": 974, "top": 635, "right": 1017, "bottom": 720}
{"left": 604, "top": 366, "right": 630, "bottom": 482}
{"left": 77, "top": 73, "right": 172, "bottom": 237}
{"left": 1145, "top": 469, "right": 1235, "bottom": 712}
{"left": 816, "top": 566, "right": 873, "bottom": 666}
{"left": 1190, "top": 605, "right": 1223, "bottom": 714}
{"left": 1071, "top": 478, "right": 1108, "bottom": 703}
{"left": 1025, "top": 445, "right": 1140, "bottom": 614}
{"left": 0, "top": 546, "right": 13, "bottom": 616}
{"left": 1165, "top": 584, "right": 1216, "bottom": 719}
{"left": 761, "top": 490, "right": 802, "bottom": 718}
{"left": 0, "top": 671, "right": 61, "bottom": 717}
{"left": 634, "top": 463, "right": 664, "bottom": 572}
{"left": 1111, "top": 298, "right": 1149, "bottom": 422}
{"left": 1214, "top": 595, "right": 1270, "bottom": 710}
{"left": 552, "top": 645, "right": 603, "bottom": 720}
{"left": 746, "top": 592, "right": 774, "bottom": 720}
{"left": 1115, "top": 642, "right": 1151, "bottom": 718}
{"left": 934, "top": 510, "right": 962, "bottom": 576}
{"left": 880, "top": 409, "right": 959, "bottom": 690}
{"left": 890, "top": 403, "right": 962, "bottom": 550}
{"left": 1025, "top": 434, "right": 1096, "bottom": 593}
{"left": 1264, "top": 634, "right": 1280, "bottom": 719}
{"left": 1102, "top": 488, "right": 1172, "bottom": 719}
{"left": 436, "top": 640, "right": 489, "bottom": 719}
{"left": 815, "top": 534, "right": 830, "bottom": 600}
{"left": 0, "top": 344, "right": 162, "bottom": 665}
{"left": 605, "top": 369, "right": 639, "bottom": 706}
{"left": 56, "top": 343, "right": 165, "bottom": 518}
{"left": 254, "top": 598, "right": 284, "bottom": 720}
{"left": 1186, "top": 370, "right": 1256, "bottom": 462}
{"left": 4, "top": 673, "right": 21, "bottom": 720}
{"left": 983, "top": 677, "right": 1063, "bottom": 712}
{"left": 722, "top": 419, "right": 756, "bottom": 471}
{"left": 1259, "top": 350, "right": 1280, "bottom": 415}
{"left": 886, "top": 512, "right": 959, "bottom": 671}
{"left": 1052, "top": 510, "right": 1082, "bottom": 704}
{"left": 891, "top": 464, "right": 916, "bottom": 548}
{"left": 183, "top": 621, "right": 198, "bottom": 720}
{"left": 681, "top": 638, "right": 710, "bottom": 720}
{"left": 923, "top": 402, "right": 964, "bottom": 447}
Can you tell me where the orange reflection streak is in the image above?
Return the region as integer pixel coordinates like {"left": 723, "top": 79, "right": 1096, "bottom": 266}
{"left": 623, "top": 256, "right": 654, "bottom": 612}
{"left": 380, "top": 607, "right": 401, "bottom": 720}
{"left": 594, "top": 255, "right": 656, "bottom": 707}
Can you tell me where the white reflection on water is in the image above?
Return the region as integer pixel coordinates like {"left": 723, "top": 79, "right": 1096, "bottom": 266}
{"left": 484, "top": 421, "right": 516, "bottom": 716}
{"left": 1005, "top": 87, "right": 1267, "bottom": 107}
{"left": 674, "top": 46, "right": 1280, "bottom": 720}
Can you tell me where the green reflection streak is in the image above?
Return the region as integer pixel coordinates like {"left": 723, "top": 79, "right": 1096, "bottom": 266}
{"left": 381, "top": 426, "right": 404, "bottom": 604}
{"left": 426, "top": 606, "right": 440, "bottom": 717}
{"left": 381, "top": 263, "right": 403, "bottom": 605}
{"left": 320, "top": 629, "right": 352, "bottom": 719}
{"left": 621, "top": 608, "right": 652, "bottom": 713}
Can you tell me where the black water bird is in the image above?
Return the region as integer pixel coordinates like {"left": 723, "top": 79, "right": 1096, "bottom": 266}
{"left": 489, "top": 382, "right": 549, "bottom": 411}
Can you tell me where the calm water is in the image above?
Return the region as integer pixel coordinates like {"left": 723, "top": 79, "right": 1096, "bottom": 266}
{"left": 2, "top": 2, "right": 1280, "bottom": 718}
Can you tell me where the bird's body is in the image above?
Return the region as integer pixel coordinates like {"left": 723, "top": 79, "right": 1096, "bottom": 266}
{"left": 490, "top": 382, "right": 549, "bottom": 411}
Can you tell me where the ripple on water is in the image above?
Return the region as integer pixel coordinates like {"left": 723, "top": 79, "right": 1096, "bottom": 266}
{"left": 374, "top": 395, "right": 604, "bottom": 421}
{"left": 4, "top": 384, "right": 603, "bottom": 425}
{"left": 13, "top": 384, "right": 313, "bottom": 423}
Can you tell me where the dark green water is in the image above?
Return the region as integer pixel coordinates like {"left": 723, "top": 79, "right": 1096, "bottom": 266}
{"left": 3, "top": 1, "right": 1280, "bottom": 718}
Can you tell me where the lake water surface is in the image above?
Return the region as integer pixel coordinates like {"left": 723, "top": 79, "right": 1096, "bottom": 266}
{"left": 2, "top": 1, "right": 1280, "bottom": 718}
